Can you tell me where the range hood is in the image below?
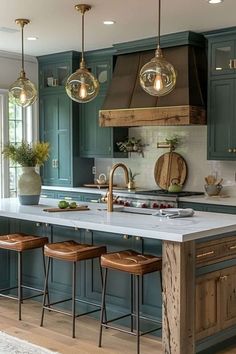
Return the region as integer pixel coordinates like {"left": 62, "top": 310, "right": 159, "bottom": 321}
{"left": 99, "top": 45, "right": 207, "bottom": 127}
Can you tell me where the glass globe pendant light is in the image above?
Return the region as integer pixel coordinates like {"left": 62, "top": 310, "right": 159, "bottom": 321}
{"left": 139, "top": 0, "right": 177, "bottom": 97}
{"left": 9, "top": 19, "right": 37, "bottom": 107}
{"left": 66, "top": 4, "right": 99, "bottom": 103}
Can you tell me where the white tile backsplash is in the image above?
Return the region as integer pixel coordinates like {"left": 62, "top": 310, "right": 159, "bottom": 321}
{"left": 95, "top": 126, "right": 236, "bottom": 196}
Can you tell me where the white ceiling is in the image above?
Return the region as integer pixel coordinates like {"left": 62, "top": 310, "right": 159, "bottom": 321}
{"left": 0, "top": 0, "right": 236, "bottom": 57}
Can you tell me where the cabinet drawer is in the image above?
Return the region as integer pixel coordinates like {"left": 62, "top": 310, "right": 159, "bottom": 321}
{"left": 196, "top": 235, "right": 236, "bottom": 267}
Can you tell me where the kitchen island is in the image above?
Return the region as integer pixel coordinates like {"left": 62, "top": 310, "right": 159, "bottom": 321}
{"left": 1, "top": 198, "right": 236, "bottom": 354}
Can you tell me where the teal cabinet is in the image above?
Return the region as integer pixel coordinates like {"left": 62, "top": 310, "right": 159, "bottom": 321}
{"left": 208, "top": 78, "right": 236, "bottom": 160}
{"left": 206, "top": 29, "right": 236, "bottom": 160}
{"left": 178, "top": 201, "right": 236, "bottom": 214}
{"left": 0, "top": 217, "right": 10, "bottom": 288}
{"left": 38, "top": 51, "right": 94, "bottom": 186}
{"left": 79, "top": 50, "right": 128, "bottom": 158}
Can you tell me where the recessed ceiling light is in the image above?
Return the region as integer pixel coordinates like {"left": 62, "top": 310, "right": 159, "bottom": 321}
{"left": 103, "top": 20, "right": 115, "bottom": 25}
{"left": 27, "top": 36, "right": 38, "bottom": 41}
{"left": 208, "top": 0, "right": 223, "bottom": 4}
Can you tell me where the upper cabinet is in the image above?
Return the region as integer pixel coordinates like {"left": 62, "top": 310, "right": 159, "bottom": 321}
{"left": 79, "top": 50, "right": 128, "bottom": 158}
{"left": 206, "top": 29, "right": 236, "bottom": 160}
{"left": 37, "top": 51, "right": 94, "bottom": 187}
{"left": 210, "top": 37, "right": 236, "bottom": 76}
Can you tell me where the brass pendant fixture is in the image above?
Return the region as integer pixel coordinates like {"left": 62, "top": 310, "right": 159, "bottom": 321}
{"left": 66, "top": 4, "right": 99, "bottom": 103}
{"left": 9, "top": 19, "right": 37, "bottom": 107}
{"left": 139, "top": 0, "right": 177, "bottom": 97}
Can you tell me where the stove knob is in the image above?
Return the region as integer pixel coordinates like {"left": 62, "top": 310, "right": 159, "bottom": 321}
{"left": 141, "top": 203, "right": 147, "bottom": 208}
{"left": 119, "top": 200, "right": 124, "bottom": 205}
{"left": 152, "top": 202, "right": 159, "bottom": 208}
{"left": 124, "top": 201, "right": 130, "bottom": 207}
{"left": 167, "top": 204, "right": 172, "bottom": 208}
{"left": 160, "top": 203, "right": 166, "bottom": 209}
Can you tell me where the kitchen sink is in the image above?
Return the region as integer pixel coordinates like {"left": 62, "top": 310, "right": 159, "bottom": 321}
{"left": 97, "top": 206, "right": 154, "bottom": 215}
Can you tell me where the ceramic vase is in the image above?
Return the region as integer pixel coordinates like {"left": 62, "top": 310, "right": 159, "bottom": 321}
{"left": 18, "top": 167, "right": 41, "bottom": 205}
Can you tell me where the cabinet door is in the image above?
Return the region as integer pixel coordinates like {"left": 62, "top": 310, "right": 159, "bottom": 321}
{"left": 220, "top": 266, "right": 236, "bottom": 330}
{"left": 210, "top": 40, "right": 235, "bottom": 76}
{"left": 80, "top": 95, "right": 112, "bottom": 157}
{"left": 208, "top": 78, "right": 236, "bottom": 160}
{"left": 41, "top": 93, "right": 72, "bottom": 185}
{"left": 0, "top": 217, "right": 10, "bottom": 288}
{"left": 40, "top": 95, "right": 59, "bottom": 184}
{"left": 57, "top": 94, "right": 71, "bottom": 184}
{"left": 196, "top": 271, "right": 220, "bottom": 340}
{"left": 84, "top": 231, "right": 136, "bottom": 309}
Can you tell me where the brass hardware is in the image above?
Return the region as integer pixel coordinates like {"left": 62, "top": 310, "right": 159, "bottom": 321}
{"left": 233, "top": 148, "right": 236, "bottom": 153}
{"left": 107, "top": 163, "right": 129, "bottom": 212}
{"left": 64, "top": 197, "right": 72, "bottom": 200}
{"left": 196, "top": 250, "right": 214, "bottom": 258}
{"left": 45, "top": 223, "right": 49, "bottom": 227}
{"left": 40, "top": 194, "right": 48, "bottom": 198}
{"left": 219, "top": 275, "right": 228, "bottom": 281}
{"left": 234, "top": 59, "right": 236, "bottom": 69}
{"left": 74, "top": 227, "right": 79, "bottom": 231}
{"left": 228, "top": 148, "right": 233, "bottom": 153}
{"left": 36, "top": 222, "right": 41, "bottom": 227}
{"left": 229, "top": 245, "right": 236, "bottom": 250}
{"left": 15, "top": 19, "right": 30, "bottom": 27}
{"left": 229, "top": 59, "right": 234, "bottom": 69}
{"left": 74, "top": 4, "right": 91, "bottom": 14}
{"left": 135, "top": 236, "right": 142, "bottom": 241}
{"left": 123, "top": 235, "right": 130, "bottom": 240}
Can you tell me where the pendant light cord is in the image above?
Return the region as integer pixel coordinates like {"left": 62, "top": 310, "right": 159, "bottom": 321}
{"left": 157, "top": 0, "right": 161, "bottom": 49}
{"left": 81, "top": 11, "right": 85, "bottom": 63}
{"left": 21, "top": 23, "right": 25, "bottom": 72}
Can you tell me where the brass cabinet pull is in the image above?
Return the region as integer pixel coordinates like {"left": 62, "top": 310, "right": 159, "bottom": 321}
{"left": 123, "top": 234, "right": 130, "bottom": 240}
{"left": 229, "top": 245, "right": 236, "bottom": 250}
{"left": 219, "top": 275, "right": 228, "bottom": 281}
{"left": 234, "top": 59, "right": 236, "bottom": 69}
{"left": 229, "top": 59, "right": 234, "bottom": 69}
{"left": 233, "top": 148, "right": 236, "bottom": 153}
{"left": 64, "top": 197, "right": 72, "bottom": 200}
{"left": 196, "top": 250, "right": 214, "bottom": 258}
{"left": 228, "top": 148, "right": 233, "bottom": 153}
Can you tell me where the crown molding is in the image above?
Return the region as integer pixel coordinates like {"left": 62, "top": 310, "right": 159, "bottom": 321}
{"left": 0, "top": 50, "right": 37, "bottom": 63}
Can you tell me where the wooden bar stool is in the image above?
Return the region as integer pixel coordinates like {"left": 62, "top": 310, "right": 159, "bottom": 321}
{"left": 40, "top": 240, "right": 106, "bottom": 338}
{"left": 0, "top": 233, "right": 48, "bottom": 320}
{"left": 98, "top": 249, "right": 162, "bottom": 354}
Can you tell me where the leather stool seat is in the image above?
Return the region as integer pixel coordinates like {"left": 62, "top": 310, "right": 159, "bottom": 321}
{"left": 101, "top": 249, "right": 162, "bottom": 275}
{"left": 0, "top": 233, "right": 48, "bottom": 251}
{"left": 44, "top": 240, "right": 106, "bottom": 262}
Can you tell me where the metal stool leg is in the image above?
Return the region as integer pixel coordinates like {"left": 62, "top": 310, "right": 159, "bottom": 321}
{"left": 136, "top": 275, "right": 140, "bottom": 354}
{"left": 131, "top": 274, "right": 134, "bottom": 332}
{"left": 99, "top": 260, "right": 107, "bottom": 324}
{"left": 72, "top": 261, "right": 76, "bottom": 338}
{"left": 41, "top": 248, "right": 50, "bottom": 306}
{"left": 98, "top": 267, "right": 108, "bottom": 347}
{"left": 40, "top": 257, "right": 50, "bottom": 327}
{"left": 18, "top": 252, "right": 22, "bottom": 320}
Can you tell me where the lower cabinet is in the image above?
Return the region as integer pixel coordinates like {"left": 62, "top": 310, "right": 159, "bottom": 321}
{"left": 196, "top": 265, "right": 236, "bottom": 340}
{"left": 178, "top": 201, "right": 236, "bottom": 214}
{"left": 0, "top": 217, "right": 10, "bottom": 288}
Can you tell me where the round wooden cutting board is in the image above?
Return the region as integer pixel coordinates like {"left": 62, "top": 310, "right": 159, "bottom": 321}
{"left": 154, "top": 152, "right": 188, "bottom": 190}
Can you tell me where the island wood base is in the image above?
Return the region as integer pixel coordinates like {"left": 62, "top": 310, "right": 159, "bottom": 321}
{"left": 162, "top": 240, "right": 196, "bottom": 354}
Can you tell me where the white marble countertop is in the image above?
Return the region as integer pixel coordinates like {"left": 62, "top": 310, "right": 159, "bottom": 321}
{"left": 1, "top": 198, "right": 236, "bottom": 243}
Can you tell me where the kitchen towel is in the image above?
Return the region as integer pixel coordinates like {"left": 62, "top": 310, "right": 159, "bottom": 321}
{"left": 152, "top": 208, "right": 194, "bottom": 218}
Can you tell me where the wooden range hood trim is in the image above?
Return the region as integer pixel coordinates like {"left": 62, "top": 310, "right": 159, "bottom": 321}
{"left": 99, "top": 105, "right": 206, "bottom": 127}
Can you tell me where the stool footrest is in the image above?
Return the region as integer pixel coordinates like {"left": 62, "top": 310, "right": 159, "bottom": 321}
{"left": 101, "top": 312, "right": 162, "bottom": 337}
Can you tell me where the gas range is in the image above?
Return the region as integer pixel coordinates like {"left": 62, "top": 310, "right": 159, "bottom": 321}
{"left": 112, "top": 190, "right": 204, "bottom": 210}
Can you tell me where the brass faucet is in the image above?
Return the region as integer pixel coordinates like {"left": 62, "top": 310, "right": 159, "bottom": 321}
{"left": 107, "top": 163, "right": 129, "bottom": 212}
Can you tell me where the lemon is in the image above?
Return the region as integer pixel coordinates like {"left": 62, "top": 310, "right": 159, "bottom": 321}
{"left": 58, "top": 200, "right": 69, "bottom": 209}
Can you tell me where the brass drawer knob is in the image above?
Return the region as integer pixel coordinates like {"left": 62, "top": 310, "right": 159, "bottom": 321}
{"left": 219, "top": 275, "right": 228, "bottom": 281}
{"left": 228, "top": 148, "right": 233, "bottom": 153}
{"left": 229, "top": 245, "right": 236, "bottom": 250}
{"left": 233, "top": 148, "right": 236, "bottom": 153}
{"left": 123, "top": 234, "right": 130, "bottom": 240}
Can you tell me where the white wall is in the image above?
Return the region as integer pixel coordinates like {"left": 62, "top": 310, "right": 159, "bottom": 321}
{"left": 95, "top": 126, "right": 236, "bottom": 196}
{"left": 0, "top": 51, "right": 38, "bottom": 89}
